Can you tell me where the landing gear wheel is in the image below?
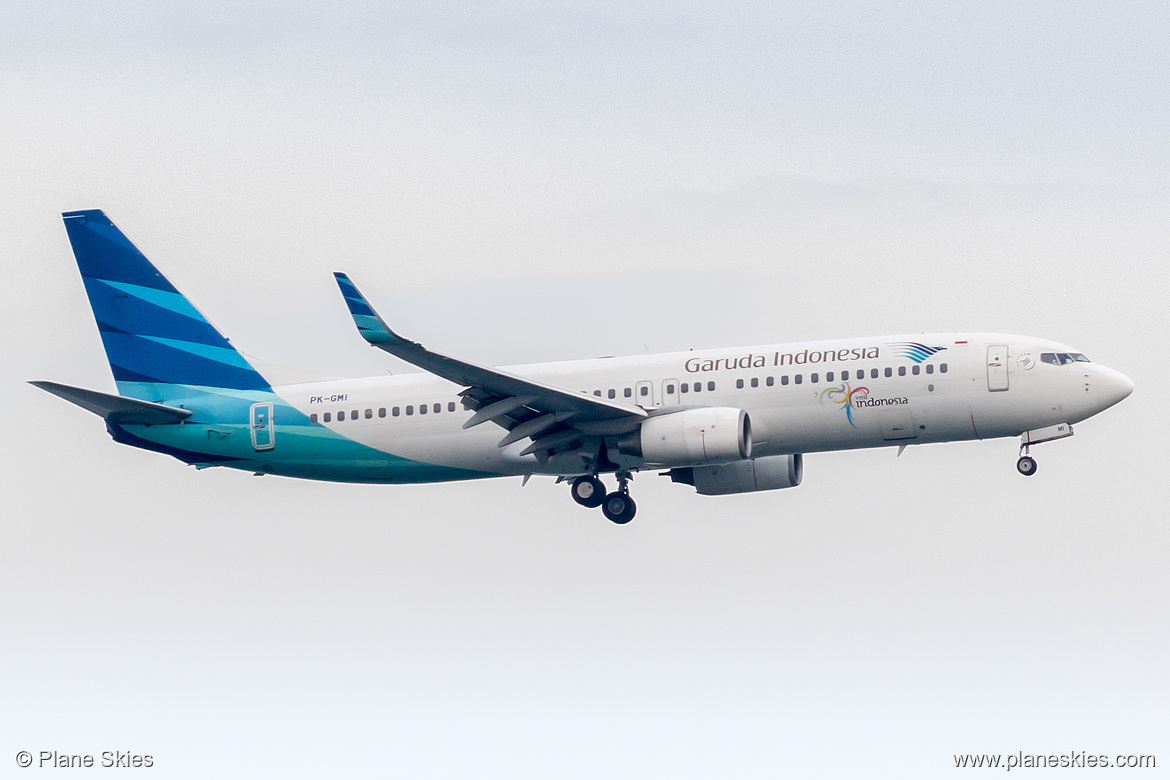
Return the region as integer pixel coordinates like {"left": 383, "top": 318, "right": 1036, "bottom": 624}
{"left": 601, "top": 492, "right": 637, "bottom": 524}
{"left": 570, "top": 475, "right": 606, "bottom": 508}
{"left": 1016, "top": 456, "right": 1038, "bottom": 476}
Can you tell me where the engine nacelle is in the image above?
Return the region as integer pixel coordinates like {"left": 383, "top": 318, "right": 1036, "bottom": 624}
{"left": 621, "top": 407, "right": 751, "bottom": 466}
{"left": 668, "top": 454, "right": 804, "bottom": 495}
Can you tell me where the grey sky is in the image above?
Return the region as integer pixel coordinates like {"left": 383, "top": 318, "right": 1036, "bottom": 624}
{"left": 2, "top": 2, "right": 1167, "bottom": 777}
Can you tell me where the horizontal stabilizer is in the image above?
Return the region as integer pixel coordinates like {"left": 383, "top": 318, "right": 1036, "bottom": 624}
{"left": 30, "top": 381, "right": 194, "bottom": 425}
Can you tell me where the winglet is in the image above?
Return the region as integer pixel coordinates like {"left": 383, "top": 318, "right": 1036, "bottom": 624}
{"left": 333, "top": 273, "right": 406, "bottom": 346}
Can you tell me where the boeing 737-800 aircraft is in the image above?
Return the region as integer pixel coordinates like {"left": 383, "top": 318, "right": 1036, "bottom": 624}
{"left": 33, "top": 210, "right": 1133, "bottom": 523}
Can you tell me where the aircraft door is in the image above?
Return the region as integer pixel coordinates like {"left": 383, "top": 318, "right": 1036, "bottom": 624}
{"left": 662, "top": 378, "right": 680, "bottom": 406}
{"left": 635, "top": 380, "right": 655, "bottom": 408}
{"left": 250, "top": 402, "right": 275, "bottom": 450}
{"left": 987, "top": 345, "right": 1009, "bottom": 392}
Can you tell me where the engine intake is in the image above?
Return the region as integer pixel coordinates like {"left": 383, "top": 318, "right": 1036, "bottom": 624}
{"left": 620, "top": 407, "right": 751, "bottom": 466}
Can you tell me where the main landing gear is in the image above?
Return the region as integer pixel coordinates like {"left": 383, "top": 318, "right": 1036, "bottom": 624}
{"left": 570, "top": 472, "right": 637, "bottom": 524}
{"left": 570, "top": 475, "right": 605, "bottom": 508}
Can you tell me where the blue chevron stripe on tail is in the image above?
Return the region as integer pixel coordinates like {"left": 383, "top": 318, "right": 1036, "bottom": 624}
{"left": 61, "top": 209, "right": 271, "bottom": 399}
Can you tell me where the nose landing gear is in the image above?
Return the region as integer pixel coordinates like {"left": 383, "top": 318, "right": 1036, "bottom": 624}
{"left": 1016, "top": 455, "right": 1038, "bottom": 476}
{"left": 570, "top": 472, "right": 637, "bottom": 523}
{"left": 1015, "top": 423, "right": 1073, "bottom": 477}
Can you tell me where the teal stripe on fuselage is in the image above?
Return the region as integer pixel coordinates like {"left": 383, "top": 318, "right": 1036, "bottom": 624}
{"left": 112, "top": 384, "right": 491, "bottom": 484}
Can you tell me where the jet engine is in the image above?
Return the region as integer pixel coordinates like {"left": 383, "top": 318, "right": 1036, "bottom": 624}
{"left": 619, "top": 407, "right": 751, "bottom": 466}
{"left": 667, "top": 453, "right": 803, "bottom": 495}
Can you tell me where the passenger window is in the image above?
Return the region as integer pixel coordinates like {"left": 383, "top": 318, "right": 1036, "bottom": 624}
{"left": 680, "top": 383, "right": 689, "bottom": 393}
{"left": 406, "top": 405, "right": 414, "bottom": 416}
{"left": 365, "top": 408, "right": 373, "bottom": 419}
{"left": 419, "top": 403, "right": 427, "bottom": 414}
{"left": 898, "top": 366, "right": 906, "bottom": 376}
{"left": 351, "top": 409, "right": 358, "bottom": 419}
{"left": 794, "top": 374, "right": 802, "bottom": 385}
{"left": 1041, "top": 353, "right": 1059, "bottom": 365}
{"left": 641, "top": 386, "right": 650, "bottom": 396}
{"left": 323, "top": 412, "right": 331, "bottom": 422}
{"left": 912, "top": 365, "right": 920, "bottom": 375}
{"left": 448, "top": 402, "right": 456, "bottom": 412}
{"left": 736, "top": 379, "right": 744, "bottom": 389}
{"left": 826, "top": 372, "right": 834, "bottom": 382}
{"left": 766, "top": 376, "right": 774, "bottom": 386}
{"left": 310, "top": 413, "right": 318, "bottom": 424}
{"left": 884, "top": 367, "right": 892, "bottom": 378}
{"left": 434, "top": 403, "right": 441, "bottom": 413}
{"left": 666, "top": 384, "right": 675, "bottom": 394}
{"left": 608, "top": 389, "right": 616, "bottom": 399}
{"left": 870, "top": 369, "right": 878, "bottom": 379}
{"left": 780, "top": 375, "right": 788, "bottom": 386}
{"left": 593, "top": 390, "right": 601, "bottom": 396}
{"left": 624, "top": 388, "right": 632, "bottom": 398}
{"left": 810, "top": 373, "right": 818, "bottom": 383}
{"left": 940, "top": 363, "right": 948, "bottom": 373}
{"left": 379, "top": 407, "right": 386, "bottom": 418}
{"left": 751, "top": 377, "right": 758, "bottom": 388}
{"left": 842, "top": 370, "right": 850, "bottom": 381}
{"left": 926, "top": 364, "right": 934, "bottom": 374}
{"left": 693, "top": 382, "right": 701, "bottom": 392}
{"left": 337, "top": 410, "right": 345, "bottom": 421}
{"left": 707, "top": 381, "right": 715, "bottom": 391}
{"left": 392, "top": 406, "right": 400, "bottom": 417}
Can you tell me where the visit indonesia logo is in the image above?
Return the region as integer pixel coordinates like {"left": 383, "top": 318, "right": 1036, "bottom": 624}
{"left": 819, "top": 383, "right": 869, "bottom": 427}
{"left": 820, "top": 383, "right": 910, "bottom": 427}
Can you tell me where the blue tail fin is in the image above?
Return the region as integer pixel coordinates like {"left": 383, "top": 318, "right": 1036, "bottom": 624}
{"left": 62, "top": 209, "right": 271, "bottom": 399}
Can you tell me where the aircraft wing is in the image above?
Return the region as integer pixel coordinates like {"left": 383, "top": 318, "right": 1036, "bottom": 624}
{"left": 333, "top": 273, "right": 646, "bottom": 459}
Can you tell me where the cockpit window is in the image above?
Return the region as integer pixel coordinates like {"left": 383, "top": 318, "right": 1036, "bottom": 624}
{"left": 1041, "top": 351, "right": 1091, "bottom": 365}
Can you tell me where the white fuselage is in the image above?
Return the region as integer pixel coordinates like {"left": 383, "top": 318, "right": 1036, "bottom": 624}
{"left": 274, "top": 332, "right": 1132, "bottom": 478}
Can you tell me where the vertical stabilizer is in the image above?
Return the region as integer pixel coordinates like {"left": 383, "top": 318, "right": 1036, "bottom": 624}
{"left": 61, "top": 209, "right": 270, "bottom": 399}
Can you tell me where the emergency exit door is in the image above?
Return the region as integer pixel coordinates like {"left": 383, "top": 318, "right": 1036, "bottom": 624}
{"left": 987, "top": 345, "right": 1009, "bottom": 392}
{"left": 635, "top": 380, "right": 655, "bottom": 407}
{"left": 250, "top": 402, "right": 275, "bottom": 450}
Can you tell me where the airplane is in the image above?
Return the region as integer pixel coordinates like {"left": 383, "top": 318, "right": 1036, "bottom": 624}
{"left": 32, "top": 209, "right": 1133, "bottom": 524}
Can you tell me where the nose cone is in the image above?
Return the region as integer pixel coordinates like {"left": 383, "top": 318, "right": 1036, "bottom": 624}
{"left": 1097, "top": 366, "right": 1134, "bottom": 410}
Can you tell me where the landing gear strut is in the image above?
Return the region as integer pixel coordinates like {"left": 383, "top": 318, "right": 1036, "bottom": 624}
{"left": 570, "top": 471, "right": 637, "bottom": 523}
{"left": 1016, "top": 443, "right": 1038, "bottom": 476}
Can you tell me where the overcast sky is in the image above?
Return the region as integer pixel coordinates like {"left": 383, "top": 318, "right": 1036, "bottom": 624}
{"left": 2, "top": 2, "right": 1167, "bottom": 778}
